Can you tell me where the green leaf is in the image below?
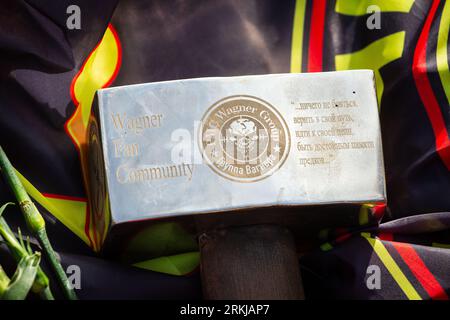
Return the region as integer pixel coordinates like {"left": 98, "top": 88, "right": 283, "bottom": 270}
{"left": 1, "top": 253, "right": 40, "bottom": 300}
{"left": 0, "top": 210, "right": 53, "bottom": 298}
{"left": 0, "top": 265, "right": 10, "bottom": 296}
{"left": 0, "top": 202, "right": 14, "bottom": 218}
{"left": 26, "top": 236, "right": 33, "bottom": 255}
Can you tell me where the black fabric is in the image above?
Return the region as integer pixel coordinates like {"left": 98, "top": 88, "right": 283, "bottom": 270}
{"left": 0, "top": 0, "right": 449, "bottom": 299}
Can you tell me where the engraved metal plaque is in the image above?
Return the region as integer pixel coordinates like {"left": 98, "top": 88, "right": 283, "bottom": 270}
{"left": 88, "top": 71, "right": 386, "bottom": 236}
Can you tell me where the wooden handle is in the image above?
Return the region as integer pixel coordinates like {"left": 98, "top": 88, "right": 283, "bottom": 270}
{"left": 199, "top": 224, "right": 304, "bottom": 300}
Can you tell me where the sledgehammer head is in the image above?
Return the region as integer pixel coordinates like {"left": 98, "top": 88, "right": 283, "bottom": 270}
{"left": 87, "top": 71, "right": 385, "bottom": 250}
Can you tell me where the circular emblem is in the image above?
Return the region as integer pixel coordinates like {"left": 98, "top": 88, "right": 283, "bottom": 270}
{"left": 199, "top": 95, "right": 290, "bottom": 182}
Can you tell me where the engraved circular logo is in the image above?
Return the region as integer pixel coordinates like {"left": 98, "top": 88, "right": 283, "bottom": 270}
{"left": 200, "top": 95, "right": 290, "bottom": 182}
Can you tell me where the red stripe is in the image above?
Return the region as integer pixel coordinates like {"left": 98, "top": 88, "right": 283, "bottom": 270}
{"left": 335, "top": 233, "right": 351, "bottom": 243}
{"left": 307, "top": 0, "right": 326, "bottom": 72}
{"left": 372, "top": 204, "right": 386, "bottom": 220}
{"left": 378, "top": 232, "right": 393, "bottom": 241}
{"left": 42, "top": 192, "right": 87, "bottom": 202}
{"left": 392, "top": 242, "right": 449, "bottom": 300}
{"left": 412, "top": 0, "right": 450, "bottom": 170}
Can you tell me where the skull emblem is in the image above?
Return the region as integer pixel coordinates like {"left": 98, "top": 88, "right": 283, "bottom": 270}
{"left": 227, "top": 118, "right": 258, "bottom": 153}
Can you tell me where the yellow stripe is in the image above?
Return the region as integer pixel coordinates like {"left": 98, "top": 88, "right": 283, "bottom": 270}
{"left": 14, "top": 169, "right": 90, "bottom": 247}
{"left": 133, "top": 252, "right": 200, "bottom": 276}
{"left": 290, "top": 0, "right": 307, "bottom": 73}
{"left": 335, "top": 0, "right": 414, "bottom": 16}
{"left": 335, "top": 31, "right": 405, "bottom": 104}
{"left": 358, "top": 204, "right": 374, "bottom": 225}
{"left": 67, "top": 26, "right": 121, "bottom": 250}
{"left": 437, "top": 0, "right": 450, "bottom": 106}
{"left": 361, "top": 233, "right": 422, "bottom": 300}
{"left": 432, "top": 242, "right": 450, "bottom": 249}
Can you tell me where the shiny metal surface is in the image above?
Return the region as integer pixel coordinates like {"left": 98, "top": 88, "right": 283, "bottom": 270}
{"left": 88, "top": 71, "right": 386, "bottom": 224}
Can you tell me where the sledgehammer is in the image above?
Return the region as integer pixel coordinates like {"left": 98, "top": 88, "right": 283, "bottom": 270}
{"left": 87, "top": 71, "right": 385, "bottom": 299}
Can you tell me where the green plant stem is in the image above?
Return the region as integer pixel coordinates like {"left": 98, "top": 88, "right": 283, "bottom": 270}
{"left": 36, "top": 229, "right": 77, "bottom": 300}
{"left": 0, "top": 148, "right": 29, "bottom": 203}
{"left": 0, "top": 146, "right": 45, "bottom": 233}
{"left": 39, "top": 286, "right": 54, "bottom": 300}
{"left": 0, "top": 145, "right": 76, "bottom": 300}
